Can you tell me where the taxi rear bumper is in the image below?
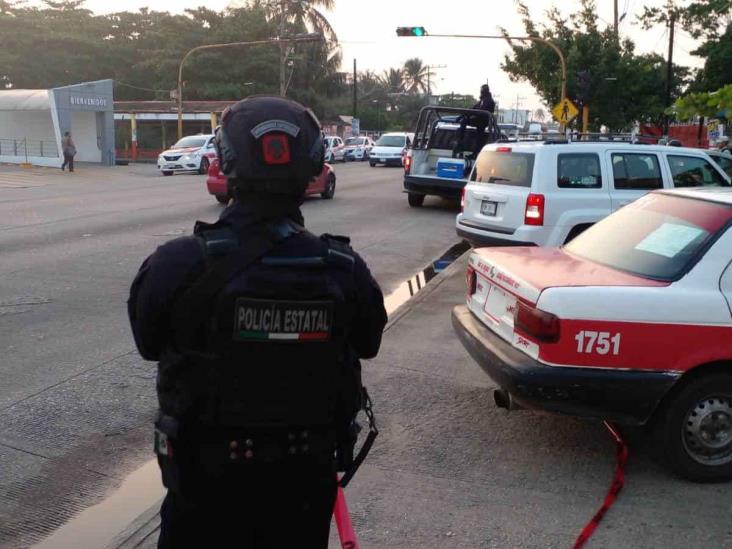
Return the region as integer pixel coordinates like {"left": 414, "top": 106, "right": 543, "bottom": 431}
{"left": 451, "top": 305, "right": 679, "bottom": 425}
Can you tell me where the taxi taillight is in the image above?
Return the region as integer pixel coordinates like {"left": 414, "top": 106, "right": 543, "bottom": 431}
{"left": 514, "top": 301, "right": 559, "bottom": 343}
{"left": 466, "top": 267, "right": 477, "bottom": 296}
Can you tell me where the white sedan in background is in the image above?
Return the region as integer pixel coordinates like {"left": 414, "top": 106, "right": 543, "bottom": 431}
{"left": 158, "top": 134, "right": 216, "bottom": 176}
{"left": 343, "top": 137, "right": 374, "bottom": 161}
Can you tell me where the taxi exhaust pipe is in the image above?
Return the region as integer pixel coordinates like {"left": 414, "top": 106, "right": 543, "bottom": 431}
{"left": 494, "top": 389, "right": 522, "bottom": 411}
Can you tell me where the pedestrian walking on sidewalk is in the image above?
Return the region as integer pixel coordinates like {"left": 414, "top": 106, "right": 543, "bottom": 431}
{"left": 61, "top": 132, "right": 76, "bottom": 172}
{"left": 128, "top": 96, "right": 387, "bottom": 548}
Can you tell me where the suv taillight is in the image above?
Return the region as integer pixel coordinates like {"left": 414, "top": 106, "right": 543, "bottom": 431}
{"left": 466, "top": 267, "right": 477, "bottom": 296}
{"left": 514, "top": 301, "right": 560, "bottom": 343}
{"left": 524, "top": 193, "right": 545, "bottom": 226}
{"left": 460, "top": 187, "right": 466, "bottom": 211}
{"left": 404, "top": 152, "right": 412, "bottom": 174}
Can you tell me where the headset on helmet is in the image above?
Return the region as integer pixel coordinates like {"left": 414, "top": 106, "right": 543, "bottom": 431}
{"left": 213, "top": 96, "right": 324, "bottom": 195}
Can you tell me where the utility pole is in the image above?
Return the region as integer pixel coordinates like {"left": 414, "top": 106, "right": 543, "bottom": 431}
{"left": 614, "top": 0, "right": 619, "bottom": 37}
{"left": 665, "top": 8, "right": 676, "bottom": 134}
{"left": 425, "top": 64, "right": 447, "bottom": 102}
{"left": 513, "top": 94, "right": 526, "bottom": 124}
{"left": 353, "top": 58, "right": 357, "bottom": 117}
{"left": 279, "top": 0, "right": 287, "bottom": 96}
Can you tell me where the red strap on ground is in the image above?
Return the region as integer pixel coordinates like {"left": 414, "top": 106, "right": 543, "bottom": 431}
{"left": 572, "top": 421, "right": 629, "bottom": 549}
{"left": 333, "top": 480, "right": 360, "bottom": 549}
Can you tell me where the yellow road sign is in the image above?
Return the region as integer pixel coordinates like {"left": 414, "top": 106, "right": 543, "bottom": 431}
{"left": 553, "top": 98, "right": 580, "bottom": 125}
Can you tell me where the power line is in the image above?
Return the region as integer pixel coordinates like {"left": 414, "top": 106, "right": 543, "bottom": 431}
{"left": 116, "top": 81, "right": 170, "bottom": 94}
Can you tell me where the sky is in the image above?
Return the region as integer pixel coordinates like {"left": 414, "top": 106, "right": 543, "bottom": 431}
{"left": 74, "top": 0, "right": 704, "bottom": 113}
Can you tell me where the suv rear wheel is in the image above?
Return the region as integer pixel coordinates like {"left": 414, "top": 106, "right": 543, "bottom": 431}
{"left": 408, "top": 193, "right": 425, "bottom": 208}
{"left": 654, "top": 373, "right": 732, "bottom": 482}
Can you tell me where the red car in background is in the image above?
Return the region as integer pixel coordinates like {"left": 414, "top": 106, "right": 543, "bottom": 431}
{"left": 206, "top": 158, "right": 337, "bottom": 204}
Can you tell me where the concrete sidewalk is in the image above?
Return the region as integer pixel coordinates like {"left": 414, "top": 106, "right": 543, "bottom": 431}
{"left": 109, "top": 253, "right": 732, "bottom": 549}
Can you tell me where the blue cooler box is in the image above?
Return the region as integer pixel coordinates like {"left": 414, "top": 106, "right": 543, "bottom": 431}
{"left": 436, "top": 158, "right": 465, "bottom": 179}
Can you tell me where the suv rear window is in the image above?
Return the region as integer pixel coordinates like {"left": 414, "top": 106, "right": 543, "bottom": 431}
{"left": 612, "top": 153, "right": 663, "bottom": 189}
{"left": 471, "top": 150, "right": 535, "bottom": 187}
{"left": 558, "top": 153, "right": 602, "bottom": 189}
{"left": 668, "top": 155, "right": 730, "bottom": 187}
{"left": 565, "top": 193, "right": 732, "bottom": 280}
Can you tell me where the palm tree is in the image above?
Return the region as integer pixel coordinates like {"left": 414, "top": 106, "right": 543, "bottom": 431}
{"left": 259, "top": 0, "right": 338, "bottom": 95}
{"left": 534, "top": 108, "right": 546, "bottom": 122}
{"left": 381, "top": 67, "right": 405, "bottom": 94}
{"left": 403, "top": 57, "right": 430, "bottom": 95}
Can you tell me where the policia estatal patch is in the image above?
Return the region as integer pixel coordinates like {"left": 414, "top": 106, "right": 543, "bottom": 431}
{"left": 234, "top": 298, "right": 334, "bottom": 343}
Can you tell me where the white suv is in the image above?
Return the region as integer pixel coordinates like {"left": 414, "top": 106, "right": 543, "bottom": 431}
{"left": 457, "top": 141, "right": 732, "bottom": 247}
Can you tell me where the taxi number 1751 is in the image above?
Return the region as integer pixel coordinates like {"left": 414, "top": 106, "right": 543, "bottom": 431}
{"left": 575, "top": 331, "right": 621, "bottom": 356}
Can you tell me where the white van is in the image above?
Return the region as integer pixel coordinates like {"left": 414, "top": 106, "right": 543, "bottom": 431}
{"left": 369, "top": 132, "right": 414, "bottom": 167}
{"left": 457, "top": 141, "right": 732, "bottom": 247}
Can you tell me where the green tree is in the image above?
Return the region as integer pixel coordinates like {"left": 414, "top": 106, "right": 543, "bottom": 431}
{"left": 381, "top": 68, "right": 404, "bottom": 94}
{"left": 672, "top": 84, "right": 732, "bottom": 119}
{"left": 641, "top": 0, "right": 731, "bottom": 92}
{"left": 501, "top": 0, "right": 690, "bottom": 130}
{"left": 438, "top": 93, "right": 477, "bottom": 108}
{"left": 403, "top": 58, "right": 430, "bottom": 95}
{"left": 256, "top": 0, "right": 338, "bottom": 96}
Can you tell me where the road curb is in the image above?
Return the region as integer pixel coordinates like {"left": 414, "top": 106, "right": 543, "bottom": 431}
{"left": 105, "top": 498, "right": 162, "bottom": 549}
{"left": 384, "top": 246, "right": 470, "bottom": 333}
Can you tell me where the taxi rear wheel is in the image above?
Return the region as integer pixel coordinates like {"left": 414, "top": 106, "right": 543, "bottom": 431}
{"left": 656, "top": 373, "right": 732, "bottom": 482}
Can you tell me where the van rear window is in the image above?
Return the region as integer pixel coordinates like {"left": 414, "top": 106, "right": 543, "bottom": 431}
{"left": 471, "top": 151, "right": 535, "bottom": 187}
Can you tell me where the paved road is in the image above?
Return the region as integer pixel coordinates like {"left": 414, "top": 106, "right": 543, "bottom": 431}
{"left": 0, "top": 162, "right": 461, "bottom": 547}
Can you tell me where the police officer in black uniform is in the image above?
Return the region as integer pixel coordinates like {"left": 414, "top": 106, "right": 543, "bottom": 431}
{"left": 454, "top": 83, "right": 498, "bottom": 159}
{"left": 128, "top": 95, "right": 387, "bottom": 548}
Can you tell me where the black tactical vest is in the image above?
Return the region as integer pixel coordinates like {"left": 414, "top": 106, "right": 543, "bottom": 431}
{"left": 168, "top": 220, "right": 361, "bottom": 436}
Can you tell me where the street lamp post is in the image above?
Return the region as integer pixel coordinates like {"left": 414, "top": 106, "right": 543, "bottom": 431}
{"left": 176, "top": 33, "right": 321, "bottom": 139}
{"left": 372, "top": 99, "right": 381, "bottom": 131}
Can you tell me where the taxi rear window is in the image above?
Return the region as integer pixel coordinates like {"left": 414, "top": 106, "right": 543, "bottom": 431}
{"left": 471, "top": 150, "right": 535, "bottom": 187}
{"left": 564, "top": 193, "right": 732, "bottom": 281}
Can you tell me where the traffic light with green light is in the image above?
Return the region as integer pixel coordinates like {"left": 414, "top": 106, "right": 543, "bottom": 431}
{"left": 396, "top": 27, "right": 427, "bottom": 37}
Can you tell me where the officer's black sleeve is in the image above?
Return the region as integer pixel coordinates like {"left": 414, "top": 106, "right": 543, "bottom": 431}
{"left": 350, "top": 254, "right": 387, "bottom": 359}
{"left": 128, "top": 237, "right": 204, "bottom": 361}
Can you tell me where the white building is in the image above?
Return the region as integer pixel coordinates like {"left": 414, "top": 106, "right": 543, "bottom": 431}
{"left": 496, "top": 108, "right": 532, "bottom": 127}
{"left": 0, "top": 80, "right": 115, "bottom": 167}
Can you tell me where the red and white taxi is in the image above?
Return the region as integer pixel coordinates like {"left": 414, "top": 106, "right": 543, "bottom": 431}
{"left": 206, "top": 158, "right": 337, "bottom": 204}
{"left": 452, "top": 188, "right": 732, "bottom": 481}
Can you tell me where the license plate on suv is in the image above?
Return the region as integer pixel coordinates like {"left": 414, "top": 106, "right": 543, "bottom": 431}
{"left": 481, "top": 201, "right": 497, "bottom": 216}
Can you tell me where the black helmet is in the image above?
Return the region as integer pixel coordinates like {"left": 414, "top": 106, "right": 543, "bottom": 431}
{"left": 214, "top": 96, "right": 324, "bottom": 196}
{"left": 480, "top": 84, "right": 491, "bottom": 96}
